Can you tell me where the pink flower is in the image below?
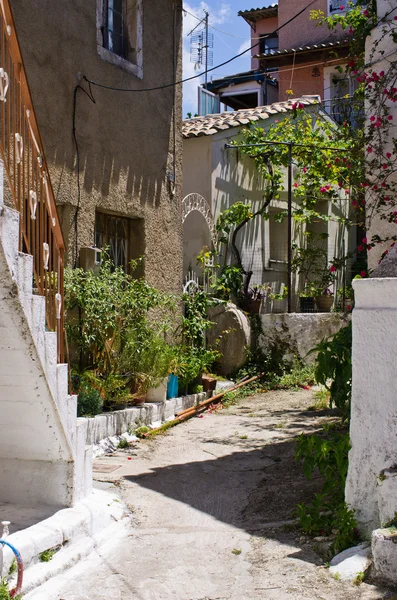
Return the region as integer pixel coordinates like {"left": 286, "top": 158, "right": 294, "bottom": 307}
{"left": 349, "top": 28, "right": 354, "bottom": 34}
{"left": 360, "top": 271, "right": 367, "bottom": 277}
{"left": 346, "top": 305, "right": 352, "bottom": 311}
{"left": 302, "top": 167, "right": 307, "bottom": 173}
{"left": 330, "top": 265, "right": 337, "bottom": 273}
{"left": 383, "top": 164, "right": 388, "bottom": 169}
{"left": 339, "top": 5, "right": 344, "bottom": 9}
{"left": 362, "top": 237, "right": 368, "bottom": 244}
{"left": 370, "top": 115, "right": 376, "bottom": 122}
{"left": 363, "top": 9, "right": 369, "bottom": 16}
{"left": 357, "top": 245, "right": 364, "bottom": 252}
{"left": 320, "top": 186, "right": 327, "bottom": 193}
{"left": 386, "top": 152, "right": 392, "bottom": 159}
{"left": 293, "top": 182, "right": 298, "bottom": 188}
{"left": 379, "top": 71, "right": 385, "bottom": 77}
{"left": 367, "top": 146, "right": 373, "bottom": 153}
{"left": 388, "top": 115, "right": 393, "bottom": 120}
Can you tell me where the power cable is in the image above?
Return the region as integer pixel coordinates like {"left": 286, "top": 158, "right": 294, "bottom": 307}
{"left": 72, "top": 81, "right": 96, "bottom": 267}
{"left": 83, "top": 0, "right": 318, "bottom": 93}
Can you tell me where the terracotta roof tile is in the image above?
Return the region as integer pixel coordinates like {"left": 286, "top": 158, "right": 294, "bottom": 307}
{"left": 182, "top": 96, "right": 319, "bottom": 139}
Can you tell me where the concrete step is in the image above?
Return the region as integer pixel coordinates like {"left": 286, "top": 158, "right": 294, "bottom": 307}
{"left": 1, "top": 486, "right": 130, "bottom": 598}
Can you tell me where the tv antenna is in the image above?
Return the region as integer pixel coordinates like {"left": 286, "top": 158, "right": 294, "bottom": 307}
{"left": 188, "top": 10, "right": 213, "bottom": 86}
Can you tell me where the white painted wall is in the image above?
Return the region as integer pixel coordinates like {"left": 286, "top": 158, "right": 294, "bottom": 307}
{"left": 346, "top": 278, "right": 397, "bottom": 533}
{"left": 0, "top": 162, "right": 92, "bottom": 507}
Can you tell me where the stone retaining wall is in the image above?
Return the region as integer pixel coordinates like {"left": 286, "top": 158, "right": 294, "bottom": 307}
{"left": 85, "top": 392, "right": 209, "bottom": 447}
{"left": 258, "top": 313, "right": 350, "bottom": 364}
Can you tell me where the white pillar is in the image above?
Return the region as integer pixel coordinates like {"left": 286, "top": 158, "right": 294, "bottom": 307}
{"left": 346, "top": 278, "right": 397, "bottom": 534}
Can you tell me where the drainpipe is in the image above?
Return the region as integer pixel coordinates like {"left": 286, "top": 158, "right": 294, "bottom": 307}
{"left": 287, "top": 143, "right": 293, "bottom": 313}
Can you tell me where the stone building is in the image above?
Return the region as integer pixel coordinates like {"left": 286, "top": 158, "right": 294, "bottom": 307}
{"left": 11, "top": 0, "right": 184, "bottom": 293}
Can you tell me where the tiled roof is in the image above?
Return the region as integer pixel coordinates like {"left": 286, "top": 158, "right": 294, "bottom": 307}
{"left": 238, "top": 5, "right": 278, "bottom": 21}
{"left": 238, "top": 4, "right": 278, "bottom": 14}
{"left": 182, "top": 96, "right": 319, "bottom": 139}
{"left": 254, "top": 39, "right": 348, "bottom": 60}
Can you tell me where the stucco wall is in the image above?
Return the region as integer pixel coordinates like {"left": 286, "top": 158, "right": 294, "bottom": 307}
{"left": 279, "top": 64, "right": 325, "bottom": 101}
{"left": 259, "top": 313, "right": 349, "bottom": 364}
{"left": 365, "top": 0, "right": 397, "bottom": 270}
{"left": 278, "top": 0, "right": 329, "bottom": 49}
{"left": 346, "top": 278, "right": 397, "bottom": 534}
{"left": 250, "top": 15, "right": 278, "bottom": 70}
{"left": 10, "top": 0, "right": 183, "bottom": 294}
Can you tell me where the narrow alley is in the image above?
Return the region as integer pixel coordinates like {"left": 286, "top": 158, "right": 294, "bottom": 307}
{"left": 26, "top": 389, "right": 392, "bottom": 600}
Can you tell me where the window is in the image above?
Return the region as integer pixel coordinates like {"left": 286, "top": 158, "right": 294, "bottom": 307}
{"left": 329, "top": 0, "right": 365, "bottom": 14}
{"left": 96, "top": 0, "right": 143, "bottom": 78}
{"left": 95, "top": 212, "right": 144, "bottom": 271}
{"left": 103, "top": 0, "right": 125, "bottom": 58}
{"left": 260, "top": 34, "right": 278, "bottom": 55}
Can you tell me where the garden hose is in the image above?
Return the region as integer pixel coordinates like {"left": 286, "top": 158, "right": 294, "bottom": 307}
{"left": 0, "top": 539, "right": 23, "bottom": 597}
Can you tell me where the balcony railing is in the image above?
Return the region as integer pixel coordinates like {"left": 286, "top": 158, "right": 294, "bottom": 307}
{"left": 0, "top": 0, "right": 65, "bottom": 362}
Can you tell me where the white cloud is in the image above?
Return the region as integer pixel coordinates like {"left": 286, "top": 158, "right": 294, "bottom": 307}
{"left": 237, "top": 38, "right": 251, "bottom": 55}
{"left": 182, "top": 2, "right": 232, "bottom": 116}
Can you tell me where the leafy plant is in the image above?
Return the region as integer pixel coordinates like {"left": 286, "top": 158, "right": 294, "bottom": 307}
{"left": 135, "top": 426, "right": 150, "bottom": 438}
{"left": 295, "top": 432, "right": 358, "bottom": 555}
{"left": 118, "top": 438, "right": 130, "bottom": 449}
{"left": 65, "top": 252, "right": 174, "bottom": 376}
{"left": 39, "top": 548, "right": 56, "bottom": 562}
{"left": 311, "top": 323, "right": 352, "bottom": 423}
{"left": 76, "top": 383, "right": 102, "bottom": 417}
{"left": 7, "top": 560, "right": 16, "bottom": 577}
{"left": 0, "top": 579, "right": 21, "bottom": 600}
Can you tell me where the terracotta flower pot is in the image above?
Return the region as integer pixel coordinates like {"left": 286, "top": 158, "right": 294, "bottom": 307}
{"left": 315, "top": 295, "right": 334, "bottom": 312}
{"left": 202, "top": 375, "right": 217, "bottom": 393}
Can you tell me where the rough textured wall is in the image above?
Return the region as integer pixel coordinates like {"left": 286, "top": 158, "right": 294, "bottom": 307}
{"left": 251, "top": 16, "right": 278, "bottom": 70}
{"left": 258, "top": 313, "right": 350, "bottom": 364}
{"left": 11, "top": 0, "right": 183, "bottom": 295}
{"left": 278, "top": 64, "right": 325, "bottom": 101}
{"left": 278, "top": 0, "right": 329, "bottom": 49}
{"left": 346, "top": 278, "right": 397, "bottom": 534}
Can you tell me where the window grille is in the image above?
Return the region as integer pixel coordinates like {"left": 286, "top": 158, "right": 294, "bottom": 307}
{"left": 95, "top": 212, "right": 129, "bottom": 269}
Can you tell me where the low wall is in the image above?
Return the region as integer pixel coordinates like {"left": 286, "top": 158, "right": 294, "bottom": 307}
{"left": 258, "top": 313, "right": 350, "bottom": 363}
{"left": 85, "top": 392, "right": 209, "bottom": 448}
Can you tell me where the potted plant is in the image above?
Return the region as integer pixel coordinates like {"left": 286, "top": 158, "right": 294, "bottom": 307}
{"left": 120, "top": 328, "right": 174, "bottom": 403}
{"left": 299, "top": 282, "right": 317, "bottom": 313}
{"left": 314, "top": 266, "right": 337, "bottom": 313}
{"left": 315, "top": 287, "right": 334, "bottom": 312}
{"left": 241, "top": 285, "right": 266, "bottom": 314}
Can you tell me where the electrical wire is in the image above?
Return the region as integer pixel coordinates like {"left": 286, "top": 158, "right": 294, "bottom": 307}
{"left": 72, "top": 81, "right": 96, "bottom": 267}
{"left": 83, "top": 0, "right": 318, "bottom": 93}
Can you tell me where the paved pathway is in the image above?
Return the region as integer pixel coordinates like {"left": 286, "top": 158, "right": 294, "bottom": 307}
{"left": 28, "top": 389, "right": 391, "bottom": 600}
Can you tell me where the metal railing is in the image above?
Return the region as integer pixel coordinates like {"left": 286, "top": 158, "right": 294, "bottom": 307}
{"left": 0, "top": 0, "right": 65, "bottom": 362}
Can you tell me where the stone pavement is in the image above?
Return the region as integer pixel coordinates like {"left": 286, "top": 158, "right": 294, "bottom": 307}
{"left": 26, "top": 389, "right": 393, "bottom": 600}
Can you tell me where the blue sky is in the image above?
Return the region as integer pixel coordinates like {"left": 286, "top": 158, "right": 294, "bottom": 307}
{"left": 182, "top": 2, "right": 276, "bottom": 117}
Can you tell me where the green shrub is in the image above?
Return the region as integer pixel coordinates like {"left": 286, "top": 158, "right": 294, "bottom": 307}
{"left": 311, "top": 323, "right": 352, "bottom": 423}
{"left": 77, "top": 384, "right": 102, "bottom": 417}
{"left": 295, "top": 432, "right": 358, "bottom": 555}
{"left": 0, "top": 578, "right": 21, "bottom": 600}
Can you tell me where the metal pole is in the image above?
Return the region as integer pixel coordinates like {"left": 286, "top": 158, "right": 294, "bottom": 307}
{"left": 287, "top": 143, "right": 292, "bottom": 313}
{"left": 204, "top": 10, "right": 209, "bottom": 87}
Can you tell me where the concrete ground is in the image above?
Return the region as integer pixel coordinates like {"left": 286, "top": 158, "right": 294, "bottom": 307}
{"left": 27, "top": 388, "right": 394, "bottom": 600}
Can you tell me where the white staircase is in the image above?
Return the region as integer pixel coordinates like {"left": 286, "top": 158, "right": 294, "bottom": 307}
{"left": 0, "top": 165, "right": 92, "bottom": 507}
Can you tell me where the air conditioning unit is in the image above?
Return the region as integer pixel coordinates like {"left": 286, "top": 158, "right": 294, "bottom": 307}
{"left": 79, "top": 247, "right": 102, "bottom": 273}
